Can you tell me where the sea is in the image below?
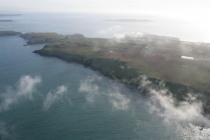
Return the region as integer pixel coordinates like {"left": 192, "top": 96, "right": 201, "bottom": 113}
{"left": 0, "top": 12, "right": 209, "bottom": 140}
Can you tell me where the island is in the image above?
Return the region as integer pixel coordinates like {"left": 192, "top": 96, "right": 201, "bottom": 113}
{"left": 0, "top": 14, "right": 22, "bottom": 17}
{"left": 0, "top": 31, "right": 21, "bottom": 36}
{"left": 0, "top": 19, "right": 13, "bottom": 22}
{"left": 1, "top": 30, "right": 210, "bottom": 112}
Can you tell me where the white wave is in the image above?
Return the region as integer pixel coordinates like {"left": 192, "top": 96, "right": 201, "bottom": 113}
{"left": 43, "top": 85, "right": 68, "bottom": 110}
{"left": 0, "top": 75, "right": 41, "bottom": 112}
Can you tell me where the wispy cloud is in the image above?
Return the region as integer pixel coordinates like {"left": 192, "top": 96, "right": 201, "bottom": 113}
{"left": 79, "top": 75, "right": 101, "bottom": 103}
{"left": 43, "top": 85, "right": 68, "bottom": 110}
{"left": 0, "top": 75, "right": 41, "bottom": 112}
{"left": 17, "top": 75, "right": 42, "bottom": 99}
{"left": 148, "top": 89, "right": 205, "bottom": 123}
{"left": 79, "top": 75, "right": 130, "bottom": 110}
{"left": 146, "top": 82, "right": 210, "bottom": 139}
{"left": 108, "top": 89, "right": 130, "bottom": 111}
{"left": 79, "top": 74, "right": 210, "bottom": 138}
{"left": 98, "top": 25, "right": 122, "bottom": 36}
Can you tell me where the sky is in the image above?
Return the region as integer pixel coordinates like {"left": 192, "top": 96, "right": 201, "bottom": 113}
{"left": 0, "top": 0, "right": 209, "bottom": 20}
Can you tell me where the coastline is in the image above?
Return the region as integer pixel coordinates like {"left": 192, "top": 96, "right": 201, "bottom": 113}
{"left": 1, "top": 30, "right": 210, "bottom": 112}
{"left": 34, "top": 48, "right": 210, "bottom": 114}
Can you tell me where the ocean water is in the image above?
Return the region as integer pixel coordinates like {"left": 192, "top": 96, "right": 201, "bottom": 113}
{"left": 0, "top": 13, "right": 210, "bottom": 140}
{"left": 0, "top": 36, "right": 180, "bottom": 140}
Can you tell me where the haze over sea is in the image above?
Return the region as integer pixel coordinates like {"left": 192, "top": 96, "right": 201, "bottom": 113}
{"left": 0, "top": 13, "right": 210, "bottom": 140}
{"left": 0, "top": 12, "right": 209, "bottom": 42}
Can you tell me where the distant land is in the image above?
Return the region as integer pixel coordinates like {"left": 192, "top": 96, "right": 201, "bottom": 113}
{"left": 0, "top": 19, "right": 13, "bottom": 22}
{"left": 1, "top": 30, "right": 210, "bottom": 113}
{"left": 0, "top": 31, "right": 21, "bottom": 36}
{"left": 106, "top": 18, "right": 153, "bottom": 23}
{"left": 18, "top": 32, "right": 210, "bottom": 91}
{"left": 0, "top": 14, "right": 21, "bottom": 17}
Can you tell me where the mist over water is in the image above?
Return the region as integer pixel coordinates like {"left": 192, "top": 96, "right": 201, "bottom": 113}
{"left": 0, "top": 13, "right": 210, "bottom": 139}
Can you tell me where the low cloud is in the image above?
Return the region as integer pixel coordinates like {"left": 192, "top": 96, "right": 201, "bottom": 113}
{"left": 148, "top": 89, "right": 206, "bottom": 123}
{"left": 17, "top": 75, "right": 42, "bottom": 99}
{"left": 79, "top": 75, "right": 130, "bottom": 110}
{"left": 78, "top": 73, "right": 210, "bottom": 138}
{"left": 146, "top": 84, "right": 210, "bottom": 139}
{"left": 98, "top": 25, "right": 122, "bottom": 36}
{"left": 43, "top": 85, "right": 68, "bottom": 110}
{"left": 113, "top": 32, "right": 144, "bottom": 41}
{"left": 78, "top": 74, "right": 210, "bottom": 138}
{"left": 79, "top": 75, "right": 101, "bottom": 103}
{"left": 0, "top": 75, "right": 41, "bottom": 112}
{"left": 108, "top": 89, "right": 130, "bottom": 111}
